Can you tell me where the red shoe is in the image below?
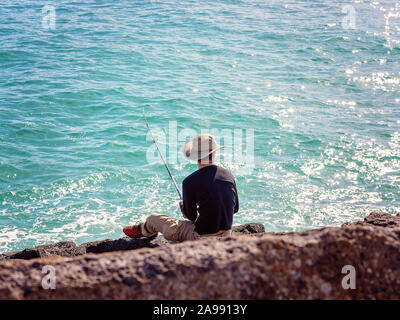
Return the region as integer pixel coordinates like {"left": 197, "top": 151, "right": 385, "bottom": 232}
{"left": 123, "top": 224, "right": 143, "bottom": 238}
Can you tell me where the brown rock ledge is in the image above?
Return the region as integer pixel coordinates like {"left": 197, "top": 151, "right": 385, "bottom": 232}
{"left": 0, "top": 213, "right": 399, "bottom": 299}
{"left": 0, "top": 223, "right": 265, "bottom": 261}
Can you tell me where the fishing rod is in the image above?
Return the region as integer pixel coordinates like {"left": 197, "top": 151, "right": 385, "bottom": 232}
{"left": 143, "top": 110, "right": 183, "bottom": 200}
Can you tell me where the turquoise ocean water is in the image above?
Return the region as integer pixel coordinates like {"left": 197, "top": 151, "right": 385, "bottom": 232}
{"left": 1, "top": 0, "right": 399, "bottom": 252}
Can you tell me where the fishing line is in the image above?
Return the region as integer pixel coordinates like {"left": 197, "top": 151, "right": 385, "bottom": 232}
{"left": 143, "top": 109, "right": 183, "bottom": 200}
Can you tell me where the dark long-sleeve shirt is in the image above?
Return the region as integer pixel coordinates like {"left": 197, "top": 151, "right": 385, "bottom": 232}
{"left": 181, "top": 165, "right": 239, "bottom": 235}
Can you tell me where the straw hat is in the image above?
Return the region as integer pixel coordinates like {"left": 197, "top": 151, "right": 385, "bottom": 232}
{"left": 182, "top": 134, "right": 224, "bottom": 162}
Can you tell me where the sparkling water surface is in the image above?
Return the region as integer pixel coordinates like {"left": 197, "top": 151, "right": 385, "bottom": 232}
{"left": 0, "top": 0, "right": 399, "bottom": 252}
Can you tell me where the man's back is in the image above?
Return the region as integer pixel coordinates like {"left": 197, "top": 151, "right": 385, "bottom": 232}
{"left": 182, "top": 165, "right": 239, "bottom": 235}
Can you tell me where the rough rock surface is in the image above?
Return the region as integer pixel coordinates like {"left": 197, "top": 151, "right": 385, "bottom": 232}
{"left": 0, "top": 223, "right": 265, "bottom": 261}
{"left": 342, "top": 211, "right": 400, "bottom": 229}
{"left": 0, "top": 242, "right": 86, "bottom": 261}
{"left": 0, "top": 213, "right": 399, "bottom": 300}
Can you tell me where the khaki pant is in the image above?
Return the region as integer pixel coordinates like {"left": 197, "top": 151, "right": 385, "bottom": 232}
{"left": 141, "top": 213, "right": 232, "bottom": 242}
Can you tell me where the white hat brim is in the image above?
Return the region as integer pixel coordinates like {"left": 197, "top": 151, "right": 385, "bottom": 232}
{"left": 183, "top": 140, "right": 224, "bottom": 161}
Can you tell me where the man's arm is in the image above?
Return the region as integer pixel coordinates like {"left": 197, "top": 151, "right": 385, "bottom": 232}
{"left": 233, "top": 180, "right": 239, "bottom": 214}
{"left": 181, "top": 180, "right": 198, "bottom": 222}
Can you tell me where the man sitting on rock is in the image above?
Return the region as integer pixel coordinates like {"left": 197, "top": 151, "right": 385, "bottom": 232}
{"left": 123, "top": 133, "right": 239, "bottom": 242}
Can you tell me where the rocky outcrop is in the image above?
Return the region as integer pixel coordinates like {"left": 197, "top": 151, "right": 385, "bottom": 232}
{"left": 0, "top": 242, "right": 86, "bottom": 261}
{"left": 0, "top": 223, "right": 265, "bottom": 261}
{"left": 0, "top": 213, "right": 399, "bottom": 300}
{"left": 342, "top": 211, "right": 400, "bottom": 229}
